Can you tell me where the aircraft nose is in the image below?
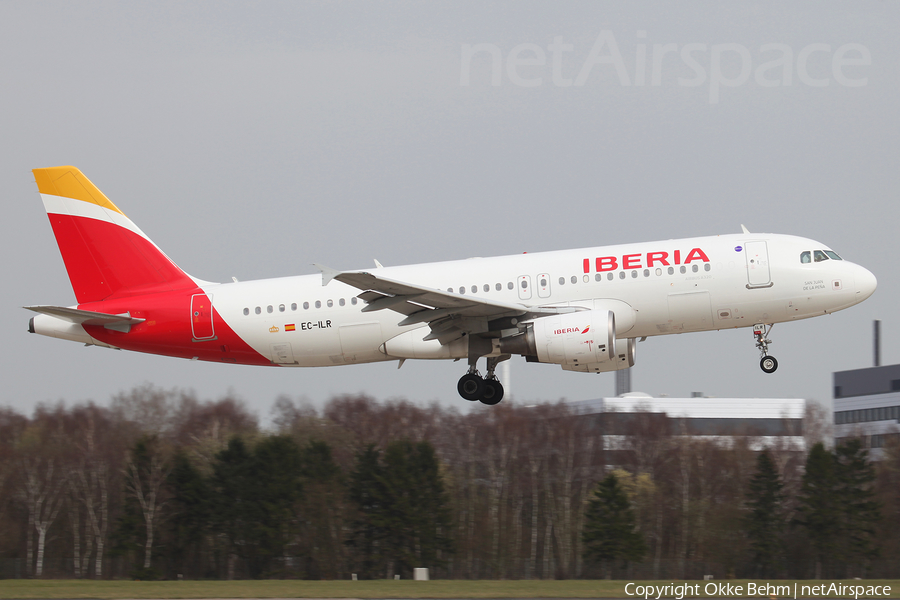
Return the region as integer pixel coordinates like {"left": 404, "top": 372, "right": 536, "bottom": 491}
{"left": 856, "top": 266, "right": 877, "bottom": 300}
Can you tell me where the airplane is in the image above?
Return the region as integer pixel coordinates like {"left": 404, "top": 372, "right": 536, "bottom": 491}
{"left": 26, "top": 166, "right": 877, "bottom": 405}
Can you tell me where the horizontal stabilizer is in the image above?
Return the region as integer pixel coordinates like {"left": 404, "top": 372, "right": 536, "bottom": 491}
{"left": 24, "top": 305, "right": 145, "bottom": 333}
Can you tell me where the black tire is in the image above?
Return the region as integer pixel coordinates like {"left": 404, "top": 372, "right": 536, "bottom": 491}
{"left": 480, "top": 380, "right": 504, "bottom": 406}
{"left": 458, "top": 373, "right": 484, "bottom": 401}
{"left": 760, "top": 356, "right": 778, "bottom": 374}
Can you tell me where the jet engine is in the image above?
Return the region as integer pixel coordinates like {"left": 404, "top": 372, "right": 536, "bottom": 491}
{"left": 499, "top": 309, "right": 635, "bottom": 373}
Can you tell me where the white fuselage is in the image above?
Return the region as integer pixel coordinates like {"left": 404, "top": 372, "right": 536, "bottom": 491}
{"left": 204, "top": 233, "right": 875, "bottom": 367}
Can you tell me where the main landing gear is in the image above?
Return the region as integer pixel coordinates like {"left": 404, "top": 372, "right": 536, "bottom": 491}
{"left": 457, "top": 355, "right": 506, "bottom": 405}
{"left": 753, "top": 323, "right": 778, "bottom": 374}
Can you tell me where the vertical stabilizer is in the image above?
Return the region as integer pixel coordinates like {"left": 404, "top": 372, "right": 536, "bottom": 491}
{"left": 33, "top": 166, "right": 196, "bottom": 303}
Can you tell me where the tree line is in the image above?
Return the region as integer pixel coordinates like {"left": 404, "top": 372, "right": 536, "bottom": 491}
{"left": 0, "top": 386, "right": 897, "bottom": 579}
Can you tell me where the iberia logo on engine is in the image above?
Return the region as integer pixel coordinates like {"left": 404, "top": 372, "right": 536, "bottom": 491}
{"left": 554, "top": 327, "right": 583, "bottom": 335}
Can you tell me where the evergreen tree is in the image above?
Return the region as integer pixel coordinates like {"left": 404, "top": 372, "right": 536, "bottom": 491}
{"left": 795, "top": 442, "right": 840, "bottom": 578}
{"left": 297, "top": 440, "right": 344, "bottom": 579}
{"left": 743, "top": 450, "right": 785, "bottom": 576}
{"left": 582, "top": 472, "right": 647, "bottom": 578}
{"left": 210, "top": 436, "right": 257, "bottom": 577}
{"left": 252, "top": 434, "right": 304, "bottom": 571}
{"left": 347, "top": 445, "right": 388, "bottom": 579}
{"left": 383, "top": 440, "right": 453, "bottom": 576}
{"left": 834, "top": 438, "right": 881, "bottom": 575}
{"left": 211, "top": 435, "right": 304, "bottom": 578}
{"left": 347, "top": 440, "right": 453, "bottom": 579}
{"left": 163, "top": 449, "right": 210, "bottom": 578}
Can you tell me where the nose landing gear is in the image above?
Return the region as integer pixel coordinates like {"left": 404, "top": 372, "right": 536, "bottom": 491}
{"left": 457, "top": 355, "right": 507, "bottom": 405}
{"left": 754, "top": 323, "right": 778, "bottom": 373}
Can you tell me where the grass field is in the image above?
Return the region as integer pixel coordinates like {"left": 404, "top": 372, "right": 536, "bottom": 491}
{"left": 0, "top": 579, "right": 897, "bottom": 599}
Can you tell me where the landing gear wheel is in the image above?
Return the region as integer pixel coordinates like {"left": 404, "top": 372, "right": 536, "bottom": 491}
{"left": 760, "top": 356, "right": 778, "bottom": 374}
{"left": 458, "top": 373, "right": 484, "bottom": 401}
{"left": 480, "top": 379, "right": 504, "bottom": 406}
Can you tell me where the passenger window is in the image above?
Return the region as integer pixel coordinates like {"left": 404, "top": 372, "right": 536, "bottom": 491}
{"left": 339, "top": 298, "right": 345, "bottom": 306}
{"left": 668, "top": 267, "right": 674, "bottom": 275}
{"left": 520, "top": 280, "right": 527, "bottom": 289}
{"left": 631, "top": 270, "right": 638, "bottom": 278}
{"left": 255, "top": 307, "right": 261, "bottom": 315}
{"left": 643, "top": 269, "right": 650, "bottom": 277}
{"left": 540, "top": 278, "right": 548, "bottom": 287}
{"left": 571, "top": 276, "right": 577, "bottom": 284}
{"left": 483, "top": 284, "right": 490, "bottom": 292}
{"left": 459, "top": 286, "right": 466, "bottom": 294}
{"left": 607, "top": 273, "right": 613, "bottom": 281}
{"left": 267, "top": 305, "right": 273, "bottom": 313}
{"left": 351, "top": 297, "right": 358, "bottom": 305}
{"left": 279, "top": 304, "right": 285, "bottom": 312}
{"left": 704, "top": 264, "right": 711, "bottom": 272}
{"left": 619, "top": 272, "right": 625, "bottom": 280}
{"left": 447, "top": 288, "right": 453, "bottom": 292}
{"left": 814, "top": 250, "right": 829, "bottom": 262}
{"left": 800, "top": 251, "right": 811, "bottom": 264}
{"left": 327, "top": 299, "right": 333, "bottom": 308}
{"left": 656, "top": 268, "right": 662, "bottom": 276}
{"left": 315, "top": 300, "right": 322, "bottom": 308}
{"left": 291, "top": 303, "right": 297, "bottom": 311}
{"left": 680, "top": 266, "right": 686, "bottom": 274}
{"left": 692, "top": 264, "right": 698, "bottom": 273}
{"left": 243, "top": 308, "right": 249, "bottom": 316}
{"left": 559, "top": 277, "right": 565, "bottom": 285}
{"left": 471, "top": 285, "right": 477, "bottom": 294}
{"left": 303, "top": 302, "right": 310, "bottom": 310}
{"left": 508, "top": 282, "right": 514, "bottom": 290}
{"left": 595, "top": 273, "right": 602, "bottom": 282}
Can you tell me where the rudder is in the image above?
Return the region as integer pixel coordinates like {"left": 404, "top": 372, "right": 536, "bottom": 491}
{"left": 34, "top": 166, "right": 197, "bottom": 303}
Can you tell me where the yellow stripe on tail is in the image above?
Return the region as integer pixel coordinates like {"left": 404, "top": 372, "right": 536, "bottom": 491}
{"left": 33, "top": 166, "right": 126, "bottom": 217}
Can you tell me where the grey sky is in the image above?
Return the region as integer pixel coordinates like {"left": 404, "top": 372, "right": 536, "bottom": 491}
{"left": 2, "top": 1, "right": 896, "bottom": 419}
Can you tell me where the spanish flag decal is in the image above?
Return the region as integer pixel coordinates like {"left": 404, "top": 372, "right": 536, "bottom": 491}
{"left": 285, "top": 324, "right": 296, "bottom": 332}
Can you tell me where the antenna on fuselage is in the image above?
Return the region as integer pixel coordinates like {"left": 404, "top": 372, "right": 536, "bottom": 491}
{"left": 741, "top": 224, "right": 751, "bottom": 234}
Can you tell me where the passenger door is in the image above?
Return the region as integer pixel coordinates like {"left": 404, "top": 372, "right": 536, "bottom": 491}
{"left": 745, "top": 241, "right": 772, "bottom": 288}
{"left": 190, "top": 293, "right": 215, "bottom": 340}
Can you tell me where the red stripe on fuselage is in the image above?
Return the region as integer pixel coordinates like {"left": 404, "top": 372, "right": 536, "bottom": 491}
{"left": 47, "top": 213, "right": 196, "bottom": 303}
{"left": 80, "top": 290, "right": 272, "bottom": 366}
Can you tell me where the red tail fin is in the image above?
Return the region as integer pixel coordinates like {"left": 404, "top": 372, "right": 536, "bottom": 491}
{"left": 33, "top": 166, "right": 196, "bottom": 303}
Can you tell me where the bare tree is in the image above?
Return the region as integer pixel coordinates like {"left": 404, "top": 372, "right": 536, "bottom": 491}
{"left": 123, "top": 436, "right": 171, "bottom": 570}
{"left": 16, "top": 456, "right": 67, "bottom": 577}
{"left": 69, "top": 422, "right": 111, "bottom": 578}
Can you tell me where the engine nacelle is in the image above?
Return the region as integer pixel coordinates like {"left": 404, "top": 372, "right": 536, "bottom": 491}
{"left": 561, "top": 337, "right": 635, "bottom": 372}
{"left": 499, "top": 309, "right": 617, "bottom": 366}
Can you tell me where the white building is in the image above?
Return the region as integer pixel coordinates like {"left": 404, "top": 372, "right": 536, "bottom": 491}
{"left": 834, "top": 364, "right": 900, "bottom": 460}
{"left": 568, "top": 393, "right": 806, "bottom": 453}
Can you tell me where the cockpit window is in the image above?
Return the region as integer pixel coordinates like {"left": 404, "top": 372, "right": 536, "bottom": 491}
{"left": 825, "top": 250, "right": 843, "bottom": 260}
{"left": 814, "top": 250, "right": 829, "bottom": 262}
{"left": 800, "top": 251, "right": 811, "bottom": 264}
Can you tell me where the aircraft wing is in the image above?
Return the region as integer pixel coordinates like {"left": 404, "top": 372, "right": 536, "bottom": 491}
{"left": 314, "top": 265, "right": 580, "bottom": 343}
